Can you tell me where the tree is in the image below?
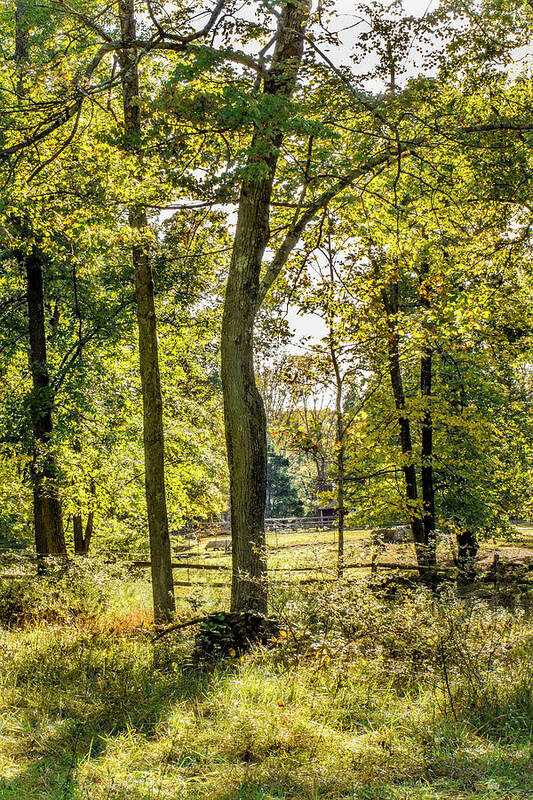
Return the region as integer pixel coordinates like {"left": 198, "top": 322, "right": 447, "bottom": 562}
{"left": 117, "top": 0, "right": 175, "bottom": 623}
{"left": 220, "top": 0, "right": 311, "bottom": 614}
{"left": 14, "top": 0, "right": 66, "bottom": 557}
{"left": 266, "top": 441, "right": 303, "bottom": 518}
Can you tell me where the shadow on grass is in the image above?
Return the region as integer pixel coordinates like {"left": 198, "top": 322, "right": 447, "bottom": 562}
{"left": 1, "top": 622, "right": 533, "bottom": 800}
{"left": 0, "top": 629, "right": 213, "bottom": 800}
{"left": 214, "top": 743, "right": 533, "bottom": 800}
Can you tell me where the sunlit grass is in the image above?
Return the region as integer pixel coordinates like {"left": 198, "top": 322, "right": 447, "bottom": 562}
{"left": 0, "top": 569, "right": 532, "bottom": 799}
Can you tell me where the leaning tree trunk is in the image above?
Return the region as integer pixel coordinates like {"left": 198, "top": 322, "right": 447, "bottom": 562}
{"left": 381, "top": 285, "right": 434, "bottom": 574}
{"left": 221, "top": 0, "right": 310, "bottom": 614}
{"left": 118, "top": 0, "right": 174, "bottom": 623}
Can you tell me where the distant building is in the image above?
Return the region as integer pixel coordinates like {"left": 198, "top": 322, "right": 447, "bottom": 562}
{"left": 319, "top": 506, "right": 337, "bottom": 524}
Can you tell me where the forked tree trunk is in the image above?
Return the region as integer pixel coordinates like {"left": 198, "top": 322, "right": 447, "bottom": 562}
{"left": 73, "top": 479, "right": 95, "bottom": 554}
{"left": 221, "top": 0, "right": 309, "bottom": 614}
{"left": 381, "top": 285, "right": 435, "bottom": 573}
{"left": 118, "top": 0, "right": 174, "bottom": 623}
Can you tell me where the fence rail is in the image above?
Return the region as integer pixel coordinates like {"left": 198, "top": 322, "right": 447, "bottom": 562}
{"left": 173, "top": 516, "right": 340, "bottom": 538}
{"left": 264, "top": 516, "right": 337, "bottom": 531}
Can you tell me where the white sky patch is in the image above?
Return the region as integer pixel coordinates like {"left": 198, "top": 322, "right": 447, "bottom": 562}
{"left": 286, "top": 306, "right": 328, "bottom": 349}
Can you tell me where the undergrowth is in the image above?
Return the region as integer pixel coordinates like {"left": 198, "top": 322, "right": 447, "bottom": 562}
{"left": 0, "top": 568, "right": 532, "bottom": 799}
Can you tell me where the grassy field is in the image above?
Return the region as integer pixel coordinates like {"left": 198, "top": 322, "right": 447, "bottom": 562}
{"left": 171, "top": 525, "right": 533, "bottom": 604}
{"left": 0, "top": 532, "right": 532, "bottom": 800}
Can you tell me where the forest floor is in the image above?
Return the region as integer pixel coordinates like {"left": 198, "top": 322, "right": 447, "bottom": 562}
{"left": 0, "top": 531, "right": 532, "bottom": 800}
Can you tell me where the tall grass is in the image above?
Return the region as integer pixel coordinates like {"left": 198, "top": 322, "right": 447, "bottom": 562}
{"left": 0, "top": 566, "right": 532, "bottom": 799}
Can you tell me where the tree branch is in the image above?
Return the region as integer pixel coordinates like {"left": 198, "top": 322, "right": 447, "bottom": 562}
{"left": 256, "top": 143, "right": 423, "bottom": 309}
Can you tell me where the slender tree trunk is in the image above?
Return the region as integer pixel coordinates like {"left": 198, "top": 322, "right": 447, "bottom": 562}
{"left": 419, "top": 264, "right": 436, "bottom": 565}
{"left": 118, "top": 0, "right": 174, "bottom": 623}
{"left": 381, "top": 285, "right": 433, "bottom": 572}
{"left": 329, "top": 338, "right": 345, "bottom": 575}
{"left": 15, "top": 0, "right": 65, "bottom": 558}
{"left": 83, "top": 508, "right": 94, "bottom": 553}
{"left": 25, "top": 251, "right": 66, "bottom": 555}
{"left": 72, "top": 441, "right": 94, "bottom": 554}
{"left": 73, "top": 514, "right": 83, "bottom": 554}
{"left": 73, "top": 501, "right": 94, "bottom": 554}
{"left": 420, "top": 348, "right": 435, "bottom": 536}
{"left": 221, "top": 0, "right": 309, "bottom": 614}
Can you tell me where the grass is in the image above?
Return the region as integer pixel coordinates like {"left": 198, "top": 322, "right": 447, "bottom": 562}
{"left": 174, "top": 525, "right": 533, "bottom": 604}
{"left": 0, "top": 558, "right": 533, "bottom": 800}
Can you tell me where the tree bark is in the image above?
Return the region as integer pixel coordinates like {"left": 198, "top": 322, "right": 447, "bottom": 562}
{"left": 419, "top": 263, "right": 436, "bottom": 563}
{"left": 420, "top": 347, "right": 435, "bottom": 536}
{"left": 15, "top": 1, "right": 65, "bottom": 558}
{"left": 221, "top": 0, "right": 309, "bottom": 614}
{"left": 25, "top": 251, "right": 66, "bottom": 555}
{"left": 73, "top": 481, "right": 94, "bottom": 555}
{"left": 329, "top": 335, "right": 345, "bottom": 575}
{"left": 381, "top": 285, "right": 433, "bottom": 572}
{"left": 83, "top": 508, "right": 94, "bottom": 553}
{"left": 118, "top": 0, "right": 174, "bottom": 623}
{"left": 334, "top": 387, "right": 345, "bottom": 576}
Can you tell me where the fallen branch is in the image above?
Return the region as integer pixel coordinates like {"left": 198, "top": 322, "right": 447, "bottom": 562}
{"left": 151, "top": 615, "right": 205, "bottom": 642}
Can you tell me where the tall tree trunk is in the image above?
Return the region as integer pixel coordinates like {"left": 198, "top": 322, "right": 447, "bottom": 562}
{"left": 334, "top": 399, "right": 345, "bottom": 575}
{"left": 25, "top": 251, "right": 66, "bottom": 555}
{"left": 83, "top": 507, "right": 94, "bottom": 553}
{"left": 419, "top": 263, "right": 436, "bottom": 563}
{"left": 16, "top": 0, "right": 65, "bottom": 558}
{"left": 329, "top": 335, "right": 345, "bottom": 575}
{"left": 73, "top": 511, "right": 93, "bottom": 554}
{"left": 72, "top": 441, "right": 94, "bottom": 554}
{"left": 73, "top": 513, "right": 84, "bottom": 554}
{"left": 420, "top": 347, "right": 435, "bottom": 537}
{"left": 118, "top": 0, "right": 174, "bottom": 623}
{"left": 381, "top": 285, "right": 433, "bottom": 572}
{"left": 221, "top": 0, "right": 309, "bottom": 614}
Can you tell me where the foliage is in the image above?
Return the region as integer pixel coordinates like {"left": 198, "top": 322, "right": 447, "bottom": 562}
{"left": 266, "top": 441, "right": 304, "bottom": 518}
